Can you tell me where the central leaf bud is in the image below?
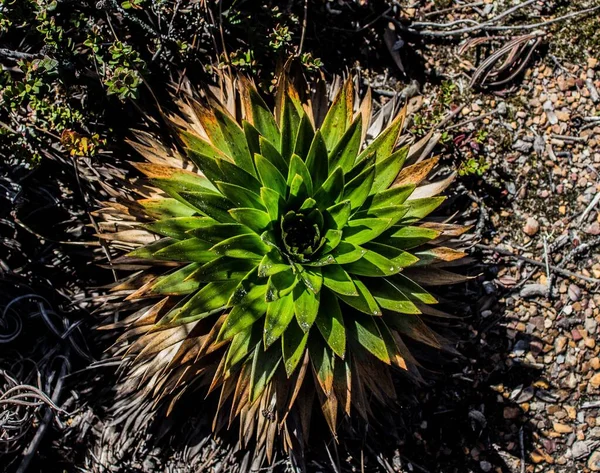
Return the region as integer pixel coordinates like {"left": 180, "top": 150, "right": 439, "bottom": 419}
{"left": 280, "top": 210, "right": 322, "bottom": 261}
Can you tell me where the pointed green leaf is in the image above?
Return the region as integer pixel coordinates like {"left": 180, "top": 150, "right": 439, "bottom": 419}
{"left": 298, "top": 267, "right": 322, "bottom": 294}
{"left": 363, "top": 242, "right": 419, "bottom": 268}
{"left": 401, "top": 197, "right": 446, "bottom": 223}
{"left": 151, "top": 263, "right": 202, "bottom": 295}
{"left": 328, "top": 242, "right": 367, "bottom": 264}
{"left": 280, "top": 96, "right": 301, "bottom": 163}
{"left": 343, "top": 164, "right": 375, "bottom": 211}
{"left": 192, "top": 257, "right": 258, "bottom": 282}
{"left": 329, "top": 117, "right": 362, "bottom": 173}
{"left": 144, "top": 217, "right": 211, "bottom": 240}
{"left": 343, "top": 249, "right": 400, "bottom": 277}
{"left": 282, "top": 318, "right": 309, "bottom": 377}
{"left": 218, "top": 284, "right": 268, "bottom": 341}
{"left": 248, "top": 87, "right": 281, "bottom": 146}
{"left": 216, "top": 152, "right": 262, "bottom": 193}
{"left": 320, "top": 81, "right": 351, "bottom": 152}
{"left": 250, "top": 343, "right": 282, "bottom": 402}
{"left": 153, "top": 238, "right": 214, "bottom": 262}
{"left": 216, "top": 182, "right": 265, "bottom": 210}
{"left": 357, "top": 110, "right": 404, "bottom": 163}
{"left": 140, "top": 197, "right": 196, "bottom": 219}
{"left": 185, "top": 151, "right": 226, "bottom": 186}
{"left": 190, "top": 222, "right": 252, "bottom": 244}
{"left": 376, "top": 226, "right": 440, "bottom": 250}
{"left": 315, "top": 289, "right": 346, "bottom": 358}
{"left": 214, "top": 109, "right": 256, "bottom": 177}
{"left": 243, "top": 121, "right": 261, "bottom": 157}
{"left": 228, "top": 208, "right": 271, "bottom": 234}
{"left": 364, "top": 184, "right": 415, "bottom": 210}
{"left": 180, "top": 191, "right": 235, "bottom": 223}
{"left": 314, "top": 166, "right": 344, "bottom": 209}
{"left": 180, "top": 130, "right": 226, "bottom": 161}
{"left": 293, "top": 284, "right": 320, "bottom": 332}
{"left": 266, "top": 270, "right": 297, "bottom": 301}
{"left": 309, "top": 336, "right": 335, "bottom": 395}
{"left": 294, "top": 113, "right": 315, "bottom": 160}
{"left": 225, "top": 323, "right": 261, "bottom": 372}
{"left": 391, "top": 273, "right": 438, "bottom": 304}
{"left": 367, "top": 278, "right": 421, "bottom": 314}
{"left": 210, "top": 233, "right": 269, "bottom": 259}
{"left": 259, "top": 136, "right": 287, "bottom": 175}
{"left": 325, "top": 200, "right": 352, "bottom": 229}
{"left": 353, "top": 205, "right": 408, "bottom": 228}
{"left": 261, "top": 187, "right": 284, "bottom": 222}
{"left": 128, "top": 238, "right": 174, "bottom": 259}
{"left": 264, "top": 293, "right": 295, "bottom": 348}
{"left": 371, "top": 145, "right": 409, "bottom": 193}
{"left": 288, "top": 174, "right": 309, "bottom": 203}
{"left": 305, "top": 130, "right": 329, "bottom": 189}
{"left": 258, "top": 250, "right": 290, "bottom": 277}
{"left": 343, "top": 218, "right": 391, "bottom": 245}
{"left": 348, "top": 314, "right": 390, "bottom": 364}
{"left": 336, "top": 279, "right": 382, "bottom": 316}
{"left": 322, "top": 264, "right": 357, "bottom": 296}
{"left": 255, "top": 154, "right": 287, "bottom": 196}
{"left": 288, "top": 155, "right": 313, "bottom": 196}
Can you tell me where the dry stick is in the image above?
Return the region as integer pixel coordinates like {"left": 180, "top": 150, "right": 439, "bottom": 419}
{"left": 297, "top": 0, "right": 308, "bottom": 56}
{"left": 476, "top": 244, "right": 600, "bottom": 285}
{"left": 422, "top": 1, "right": 485, "bottom": 18}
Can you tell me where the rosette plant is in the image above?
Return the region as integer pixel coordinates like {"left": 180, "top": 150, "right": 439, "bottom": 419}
{"left": 98, "top": 71, "right": 470, "bottom": 463}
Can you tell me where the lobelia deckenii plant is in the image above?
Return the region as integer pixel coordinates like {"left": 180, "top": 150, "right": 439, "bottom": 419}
{"left": 97, "top": 70, "right": 471, "bottom": 464}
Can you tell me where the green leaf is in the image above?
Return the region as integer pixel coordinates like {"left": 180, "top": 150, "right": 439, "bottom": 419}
{"left": 149, "top": 168, "right": 218, "bottom": 196}
{"left": 151, "top": 263, "right": 202, "bottom": 295}
{"left": 192, "top": 106, "right": 228, "bottom": 154}
{"left": 243, "top": 121, "right": 261, "bottom": 157}
{"left": 214, "top": 109, "right": 256, "bottom": 177}
{"left": 190, "top": 222, "right": 252, "bottom": 244}
{"left": 218, "top": 283, "right": 268, "bottom": 341}
{"left": 258, "top": 250, "right": 290, "bottom": 277}
{"left": 294, "top": 113, "right": 315, "bottom": 160}
{"left": 320, "top": 80, "right": 351, "bottom": 152}
{"left": 376, "top": 226, "right": 440, "bottom": 250}
{"left": 228, "top": 208, "right": 271, "bottom": 234}
{"left": 319, "top": 229, "right": 343, "bottom": 254}
{"left": 127, "top": 238, "right": 174, "bottom": 259}
{"left": 357, "top": 110, "right": 404, "bottom": 163}
{"left": 362, "top": 184, "right": 416, "bottom": 210}
{"left": 343, "top": 218, "right": 391, "bottom": 245}
{"left": 144, "top": 217, "right": 210, "bottom": 240}
{"left": 288, "top": 155, "right": 313, "bottom": 196}
{"left": 343, "top": 249, "right": 400, "bottom": 277}
{"left": 322, "top": 264, "right": 357, "bottom": 296}
{"left": 288, "top": 174, "right": 309, "bottom": 203}
{"left": 248, "top": 87, "right": 281, "bottom": 147}
{"left": 250, "top": 343, "right": 281, "bottom": 402}
{"left": 180, "top": 130, "right": 226, "bottom": 161}
{"left": 391, "top": 273, "right": 438, "bottom": 304}
{"left": 193, "top": 257, "right": 258, "bottom": 282}
{"left": 298, "top": 267, "right": 322, "bottom": 294}
{"left": 336, "top": 279, "right": 382, "bottom": 316}
{"left": 153, "top": 238, "right": 214, "bottom": 262}
{"left": 140, "top": 197, "right": 196, "bottom": 219}
{"left": 225, "top": 323, "right": 261, "bottom": 372}
{"left": 264, "top": 292, "right": 295, "bottom": 348}
{"left": 363, "top": 242, "right": 419, "bottom": 268}
{"left": 180, "top": 191, "right": 235, "bottom": 223}
{"left": 293, "top": 284, "right": 320, "bottom": 332}
{"left": 266, "top": 271, "right": 297, "bottom": 301}
{"left": 216, "top": 182, "right": 265, "bottom": 210}
{"left": 305, "top": 130, "right": 329, "bottom": 189}
{"left": 400, "top": 197, "right": 445, "bottom": 223}
{"left": 259, "top": 136, "right": 287, "bottom": 175}
{"left": 348, "top": 314, "right": 390, "bottom": 364}
{"left": 325, "top": 200, "right": 352, "bottom": 229}
{"left": 314, "top": 166, "right": 344, "bottom": 209}
{"left": 210, "top": 233, "right": 269, "bottom": 259}
{"left": 280, "top": 96, "right": 301, "bottom": 163}
{"left": 367, "top": 278, "right": 421, "bottom": 314}
{"left": 371, "top": 145, "right": 409, "bottom": 193}
{"left": 328, "top": 242, "right": 367, "bottom": 264}
{"left": 282, "top": 318, "right": 309, "bottom": 377}
{"left": 329, "top": 117, "right": 362, "bottom": 173}
{"left": 343, "top": 164, "right": 375, "bottom": 211}
{"left": 162, "top": 280, "right": 239, "bottom": 325}
{"left": 186, "top": 151, "right": 226, "bottom": 186}
{"left": 254, "top": 154, "right": 287, "bottom": 196}
{"left": 315, "top": 289, "right": 346, "bottom": 358}
{"left": 261, "top": 187, "right": 284, "bottom": 222}
{"left": 353, "top": 205, "right": 408, "bottom": 228}
{"left": 215, "top": 155, "right": 262, "bottom": 194}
